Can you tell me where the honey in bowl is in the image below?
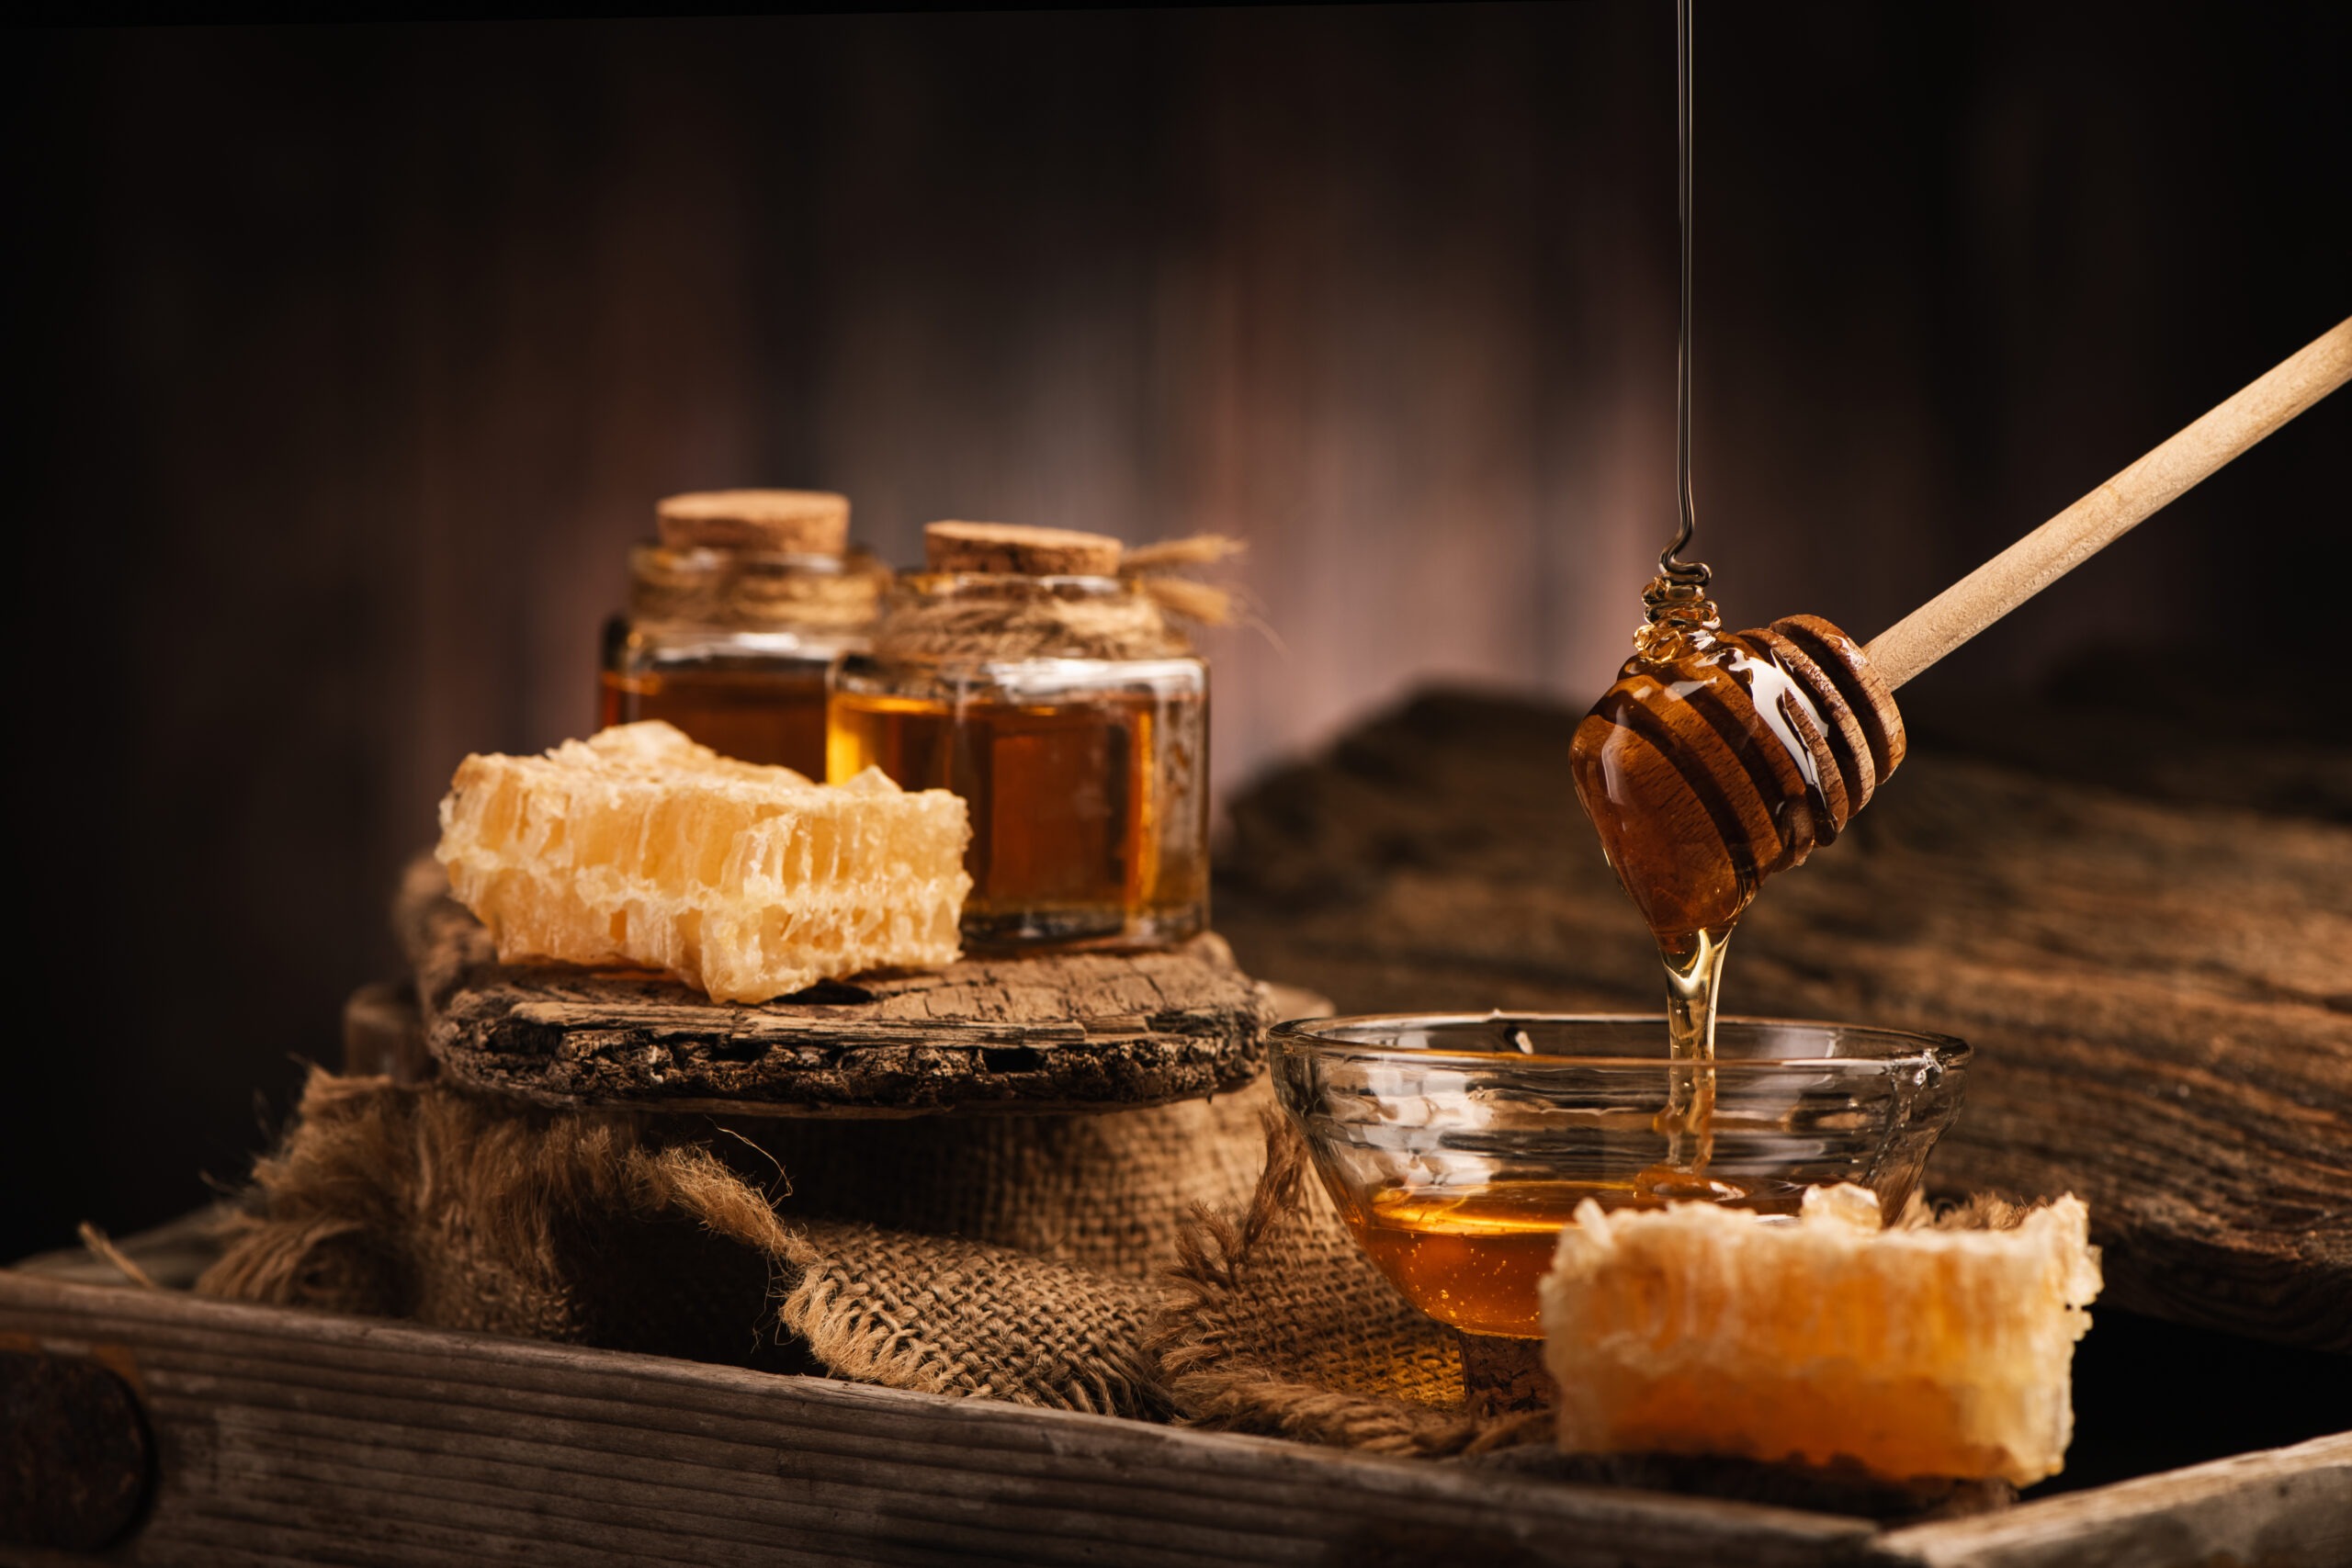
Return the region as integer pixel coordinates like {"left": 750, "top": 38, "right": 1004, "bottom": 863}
{"left": 1355, "top": 1181, "right": 1753, "bottom": 1337}
{"left": 1271, "top": 1014, "right": 1967, "bottom": 1339}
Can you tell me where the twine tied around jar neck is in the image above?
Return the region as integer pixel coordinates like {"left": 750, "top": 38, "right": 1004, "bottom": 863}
{"left": 628, "top": 546, "right": 890, "bottom": 635}
{"left": 873, "top": 534, "right": 1246, "bottom": 663}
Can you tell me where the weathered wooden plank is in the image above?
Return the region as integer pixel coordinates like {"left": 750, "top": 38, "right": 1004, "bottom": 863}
{"left": 396, "top": 861, "right": 1273, "bottom": 1117}
{"left": 1870, "top": 1433, "right": 2352, "bottom": 1568}
{"left": 0, "top": 1274, "right": 1878, "bottom": 1568}
{"left": 13, "top": 1271, "right": 2346, "bottom": 1566}
{"left": 1217, "top": 690, "right": 2352, "bottom": 1350}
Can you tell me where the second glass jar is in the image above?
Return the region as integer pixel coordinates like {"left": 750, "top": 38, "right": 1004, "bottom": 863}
{"left": 828, "top": 523, "right": 1209, "bottom": 951}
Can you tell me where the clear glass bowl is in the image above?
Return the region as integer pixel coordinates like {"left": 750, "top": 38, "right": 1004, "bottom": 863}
{"left": 1270, "top": 1013, "right": 1970, "bottom": 1337}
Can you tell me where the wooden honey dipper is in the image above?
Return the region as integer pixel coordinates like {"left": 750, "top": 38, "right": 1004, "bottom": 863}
{"left": 1572, "top": 316, "right": 2352, "bottom": 945}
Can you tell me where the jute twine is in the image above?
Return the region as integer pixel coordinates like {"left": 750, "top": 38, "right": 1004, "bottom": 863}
{"left": 871, "top": 536, "right": 1245, "bottom": 663}
{"left": 628, "top": 545, "right": 889, "bottom": 635}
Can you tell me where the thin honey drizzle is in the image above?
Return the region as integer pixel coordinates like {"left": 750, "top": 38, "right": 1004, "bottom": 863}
{"left": 1318, "top": 3, "right": 1913, "bottom": 1339}
{"left": 1573, "top": 599, "right": 1850, "bottom": 1201}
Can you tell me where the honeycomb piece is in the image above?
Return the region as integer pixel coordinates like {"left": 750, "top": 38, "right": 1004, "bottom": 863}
{"left": 1539, "top": 1185, "right": 2101, "bottom": 1485}
{"left": 435, "top": 721, "right": 971, "bottom": 1002}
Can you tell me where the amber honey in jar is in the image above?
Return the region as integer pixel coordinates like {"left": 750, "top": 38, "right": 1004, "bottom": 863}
{"left": 828, "top": 522, "right": 1210, "bottom": 950}
{"left": 599, "top": 490, "right": 885, "bottom": 776}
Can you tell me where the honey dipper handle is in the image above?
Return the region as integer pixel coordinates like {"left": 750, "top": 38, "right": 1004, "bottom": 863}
{"left": 1866, "top": 316, "right": 2352, "bottom": 689}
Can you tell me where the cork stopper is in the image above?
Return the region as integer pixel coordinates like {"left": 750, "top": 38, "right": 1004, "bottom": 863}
{"left": 657, "top": 491, "right": 850, "bottom": 556}
{"left": 925, "top": 522, "right": 1125, "bottom": 578}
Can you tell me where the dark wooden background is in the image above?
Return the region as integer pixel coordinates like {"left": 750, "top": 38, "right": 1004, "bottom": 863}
{"left": 6, "top": 4, "right": 2346, "bottom": 1263}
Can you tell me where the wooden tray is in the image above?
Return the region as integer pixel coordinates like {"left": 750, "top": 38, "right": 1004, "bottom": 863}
{"left": 5, "top": 1270, "right": 2346, "bottom": 1567}
{"left": 396, "top": 862, "right": 1275, "bottom": 1117}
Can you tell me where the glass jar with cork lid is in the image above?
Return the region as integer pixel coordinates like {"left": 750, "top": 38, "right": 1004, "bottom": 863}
{"left": 828, "top": 522, "right": 1221, "bottom": 951}
{"left": 599, "top": 490, "right": 887, "bottom": 777}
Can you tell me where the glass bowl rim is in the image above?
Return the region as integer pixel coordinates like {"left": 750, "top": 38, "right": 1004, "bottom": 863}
{"left": 1268, "top": 1010, "right": 1969, "bottom": 1074}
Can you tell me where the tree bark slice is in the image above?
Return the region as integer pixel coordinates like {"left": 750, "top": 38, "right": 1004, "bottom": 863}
{"left": 1216, "top": 689, "right": 2352, "bottom": 1353}
{"left": 397, "top": 860, "right": 1273, "bottom": 1117}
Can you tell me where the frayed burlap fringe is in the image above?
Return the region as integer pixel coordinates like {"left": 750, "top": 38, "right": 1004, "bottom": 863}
{"left": 196, "top": 1067, "right": 1255, "bottom": 1418}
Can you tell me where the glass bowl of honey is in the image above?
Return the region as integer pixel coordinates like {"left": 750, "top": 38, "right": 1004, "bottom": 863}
{"left": 1270, "top": 1013, "right": 1969, "bottom": 1338}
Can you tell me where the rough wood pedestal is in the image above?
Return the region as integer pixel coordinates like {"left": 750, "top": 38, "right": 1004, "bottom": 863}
{"left": 5, "top": 1272, "right": 2346, "bottom": 1568}
{"left": 394, "top": 861, "right": 1274, "bottom": 1116}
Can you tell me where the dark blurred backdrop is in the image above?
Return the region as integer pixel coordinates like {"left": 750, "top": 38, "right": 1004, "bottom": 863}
{"left": 6, "top": 4, "right": 2346, "bottom": 1261}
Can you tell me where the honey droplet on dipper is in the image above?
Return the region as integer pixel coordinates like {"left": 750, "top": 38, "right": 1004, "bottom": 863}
{"left": 1569, "top": 602, "right": 1905, "bottom": 953}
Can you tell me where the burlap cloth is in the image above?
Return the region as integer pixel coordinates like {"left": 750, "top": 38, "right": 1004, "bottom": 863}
{"left": 192, "top": 1062, "right": 1459, "bottom": 1436}
{"left": 190, "top": 1062, "right": 1499, "bottom": 1431}
{"left": 199, "top": 1067, "right": 1271, "bottom": 1418}
{"left": 1152, "top": 1114, "right": 1480, "bottom": 1450}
